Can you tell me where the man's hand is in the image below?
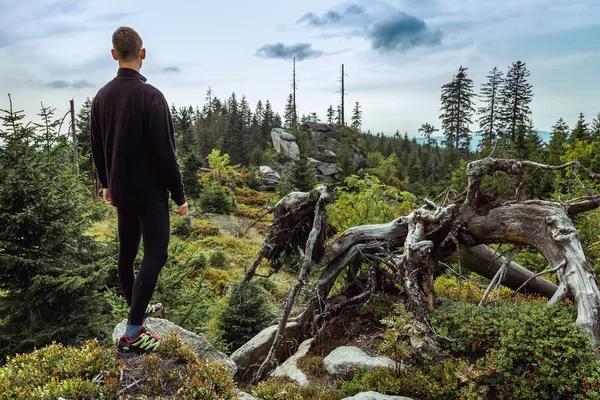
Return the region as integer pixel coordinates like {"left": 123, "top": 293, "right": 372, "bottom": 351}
{"left": 175, "top": 202, "right": 189, "bottom": 216}
{"left": 103, "top": 188, "right": 112, "bottom": 205}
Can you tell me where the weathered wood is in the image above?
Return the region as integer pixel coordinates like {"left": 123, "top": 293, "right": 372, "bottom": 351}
{"left": 447, "top": 244, "right": 559, "bottom": 298}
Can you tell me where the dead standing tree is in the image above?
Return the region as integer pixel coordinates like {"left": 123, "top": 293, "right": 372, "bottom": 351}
{"left": 241, "top": 157, "right": 600, "bottom": 383}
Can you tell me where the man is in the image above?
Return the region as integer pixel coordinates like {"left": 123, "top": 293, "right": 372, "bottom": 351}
{"left": 90, "top": 26, "right": 188, "bottom": 358}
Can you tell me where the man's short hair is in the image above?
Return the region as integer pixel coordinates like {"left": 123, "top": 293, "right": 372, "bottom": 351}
{"left": 112, "top": 27, "right": 143, "bottom": 62}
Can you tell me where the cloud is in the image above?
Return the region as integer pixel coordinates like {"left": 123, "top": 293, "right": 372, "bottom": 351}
{"left": 46, "top": 79, "right": 94, "bottom": 89}
{"left": 298, "top": 5, "right": 367, "bottom": 27}
{"left": 255, "top": 43, "right": 324, "bottom": 61}
{"left": 369, "top": 13, "right": 442, "bottom": 51}
{"left": 162, "top": 66, "right": 181, "bottom": 73}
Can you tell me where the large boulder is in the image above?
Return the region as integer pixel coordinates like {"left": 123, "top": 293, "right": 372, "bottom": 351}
{"left": 323, "top": 346, "right": 395, "bottom": 378}
{"left": 271, "top": 338, "right": 314, "bottom": 386}
{"left": 259, "top": 166, "right": 281, "bottom": 182}
{"left": 341, "top": 392, "right": 414, "bottom": 400}
{"left": 271, "top": 128, "right": 300, "bottom": 160}
{"left": 112, "top": 318, "right": 237, "bottom": 374}
{"left": 231, "top": 322, "right": 302, "bottom": 382}
{"left": 308, "top": 158, "right": 339, "bottom": 176}
{"left": 237, "top": 391, "right": 261, "bottom": 400}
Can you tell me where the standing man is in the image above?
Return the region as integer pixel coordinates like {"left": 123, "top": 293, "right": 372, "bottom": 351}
{"left": 90, "top": 26, "right": 188, "bottom": 358}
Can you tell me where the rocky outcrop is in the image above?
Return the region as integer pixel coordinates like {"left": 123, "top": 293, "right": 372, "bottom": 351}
{"left": 270, "top": 124, "right": 365, "bottom": 180}
{"left": 230, "top": 322, "right": 303, "bottom": 382}
{"left": 271, "top": 338, "right": 314, "bottom": 386}
{"left": 113, "top": 318, "right": 237, "bottom": 374}
{"left": 341, "top": 392, "right": 414, "bottom": 400}
{"left": 271, "top": 128, "right": 300, "bottom": 160}
{"left": 323, "top": 346, "right": 395, "bottom": 378}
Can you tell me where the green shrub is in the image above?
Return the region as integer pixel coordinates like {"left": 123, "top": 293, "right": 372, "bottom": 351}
{"left": 432, "top": 301, "right": 600, "bottom": 399}
{"left": 217, "top": 280, "right": 277, "bottom": 352}
{"left": 86, "top": 199, "right": 110, "bottom": 222}
{"left": 304, "top": 356, "right": 327, "bottom": 377}
{"left": 208, "top": 248, "right": 228, "bottom": 269}
{"left": 199, "top": 181, "right": 236, "bottom": 214}
{"left": 0, "top": 340, "right": 120, "bottom": 400}
{"left": 252, "top": 378, "right": 343, "bottom": 400}
{"left": 474, "top": 303, "right": 600, "bottom": 399}
{"left": 171, "top": 216, "right": 195, "bottom": 237}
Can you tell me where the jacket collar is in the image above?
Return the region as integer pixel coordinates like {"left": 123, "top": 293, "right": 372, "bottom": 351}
{"left": 116, "top": 68, "right": 147, "bottom": 82}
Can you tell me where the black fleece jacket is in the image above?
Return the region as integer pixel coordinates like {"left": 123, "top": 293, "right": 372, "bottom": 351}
{"left": 90, "top": 68, "right": 186, "bottom": 207}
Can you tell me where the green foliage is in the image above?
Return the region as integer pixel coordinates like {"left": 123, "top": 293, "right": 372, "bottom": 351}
{"left": 475, "top": 303, "right": 600, "bottom": 399}
{"left": 337, "top": 362, "right": 482, "bottom": 400}
{"left": 327, "top": 175, "right": 416, "bottom": 232}
{"left": 252, "top": 378, "right": 343, "bottom": 400}
{"left": 432, "top": 301, "right": 600, "bottom": 399}
{"left": 379, "top": 302, "right": 426, "bottom": 368}
{"left": 206, "top": 149, "right": 239, "bottom": 184}
{"left": 0, "top": 340, "right": 120, "bottom": 400}
{"left": 304, "top": 356, "right": 327, "bottom": 377}
{"left": 0, "top": 104, "right": 110, "bottom": 358}
{"left": 199, "top": 181, "right": 236, "bottom": 214}
{"left": 171, "top": 216, "right": 195, "bottom": 237}
{"left": 217, "top": 280, "right": 277, "bottom": 352}
{"left": 360, "top": 293, "right": 396, "bottom": 320}
{"left": 278, "top": 155, "right": 318, "bottom": 195}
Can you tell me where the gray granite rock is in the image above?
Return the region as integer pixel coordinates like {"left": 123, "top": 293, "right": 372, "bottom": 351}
{"left": 113, "top": 318, "right": 236, "bottom": 374}
{"left": 341, "top": 392, "right": 414, "bottom": 400}
{"left": 323, "top": 346, "right": 395, "bottom": 378}
{"left": 271, "top": 128, "right": 300, "bottom": 160}
{"left": 231, "top": 322, "right": 302, "bottom": 382}
{"left": 271, "top": 338, "right": 314, "bottom": 386}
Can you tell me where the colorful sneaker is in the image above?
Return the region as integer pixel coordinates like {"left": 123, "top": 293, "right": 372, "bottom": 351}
{"left": 116, "top": 325, "right": 162, "bottom": 359}
{"left": 128, "top": 303, "right": 164, "bottom": 319}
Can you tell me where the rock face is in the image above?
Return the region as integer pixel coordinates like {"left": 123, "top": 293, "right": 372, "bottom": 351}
{"left": 271, "top": 128, "right": 300, "bottom": 160}
{"left": 270, "top": 124, "right": 365, "bottom": 180}
{"left": 271, "top": 338, "right": 314, "bottom": 386}
{"left": 341, "top": 392, "right": 414, "bottom": 400}
{"left": 112, "top": 318, "right": 237, "bottom": 374}
{"left": 259, "top": 166, "right": 281, "bottom": 182}
{"left": 230, "top": 322, "right": 302, "bottom": 382}
{"left": 323, "top": 346, "right": 395, "bottom": 378}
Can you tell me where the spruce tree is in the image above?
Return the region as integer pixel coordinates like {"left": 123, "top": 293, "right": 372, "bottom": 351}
{"left": 592, "top": 113, "right": 600, "bottom": 140}
{"left": 570, "top": 113, "right": 590, "bottom": 144}
{"left": 327, "top": 105, "right": 335, "bottom": 124}
{"left": 0, "top": 102, "right": 109, "bottom": 357}
{"left": 176, "top": 107, "right": 202, "bottom": 197}
{"left": 284, "top": 94, "right": 295, "bottom": 130}
{"left": 75, "top": 97, "right": 99, "bottom": 199}
{"left": 261, "top": 101, "right": 275, "bottom": 143}
{"left": 500, "top": 61, "right": 533, "bottom": 141}
{"left": 418, "top": 123, "right": 438, "bottom": 151}
{"left": 547, "top": 118, "right": 569, "bottom": 165}
{"left": 439, "top": 66, "right": 476, "bottom": 158}
{"left": 351, "top": 101, "right": 362, "bottom": 131}
{"left": 287, "top": 156, "right": 318, "bottom": 192}
{"left": 478, "top": 67, "right": 504, "bottom": 146}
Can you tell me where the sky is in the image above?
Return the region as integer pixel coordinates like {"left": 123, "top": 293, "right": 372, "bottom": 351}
{"left": 0, "top": 0, "right": 599, "bottom": 136}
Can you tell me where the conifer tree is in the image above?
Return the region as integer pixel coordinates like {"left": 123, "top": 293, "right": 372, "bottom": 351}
{"left": 284, "top": 94, "right": 295, "bottom": 130}
{"left": 336, "top": 104, "right": 342, "bottom": 124}
{"left": 262, "top": 100, "right": 275, "bottom": 143}
{"left": 499, "top": 61, "right": 533, "bottom": 141}
{"left": 570, "top": 113, "right": 590, "bottom": 144}
{"left": 592, "top": 113, "right": 600, "bottom": 140}
{"left": 288, "top": 156, "right": 318, "bottom": 192}
{"left": 478, "top": 67, "right": 504, "bottom": 146}
{"left": 0, "top": 102, "right": 109, "bottom": 357}
{"left": 351, "top": 101, "right": 362, "bottom": 131}
{"left": 418, "top": 123, "right": 438, "bottom": 151}
{"left": 75, "top": 97, "right": 99, "bottom": 198}
{"left": 176, "top": 107, "right": 202, "bottom": 197}
{"left": 327, "top": 105, "right": 335, "bottom": 124}
{"left": 547, "top": 118, "right": 569, "bottom": 165}
{"left": 440, "top": 66, "right": 476, "bottom": 157}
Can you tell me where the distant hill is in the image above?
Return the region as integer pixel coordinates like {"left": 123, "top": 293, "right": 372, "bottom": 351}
{"left": 414, "top": 131, "right": 552, "bottom": 151}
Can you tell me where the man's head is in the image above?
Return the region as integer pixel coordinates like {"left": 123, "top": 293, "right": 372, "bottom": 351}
{"left": 111, "top": 27, "right": 146, "bottom": 70}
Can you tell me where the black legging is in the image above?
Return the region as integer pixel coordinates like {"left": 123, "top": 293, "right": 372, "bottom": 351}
{"left": 117, "top": 198, "right": 170, "bottom": 326}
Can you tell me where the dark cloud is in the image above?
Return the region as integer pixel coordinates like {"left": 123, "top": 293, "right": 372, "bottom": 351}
{"left": 255, "top": 43, "right": 324, "bottom": 61}
{"left": 298, "top": 5, "right": 367, "bottom": 27}
{"left": 162, "top": 66, "right": 181, "bottom": 73}
{"left": 369, "top": 13, "right": 442, "bottom": 51}
{"left": 46, "top": 79, "right": 94, "bottom": 89}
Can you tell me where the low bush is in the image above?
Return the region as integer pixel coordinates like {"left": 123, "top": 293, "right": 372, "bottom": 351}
{"left": 199, "top": 181, "right": 236, "bottom": 214}
{"left": 251, "top": 378, "right": 343, "bottom": 400}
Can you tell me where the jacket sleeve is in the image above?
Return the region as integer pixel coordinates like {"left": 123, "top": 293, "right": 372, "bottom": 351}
{"left": 148, "top": 94, "right": 186, "bottom": 206}
{"left": 90, "top": 99, "right": 108, "bottom": 189}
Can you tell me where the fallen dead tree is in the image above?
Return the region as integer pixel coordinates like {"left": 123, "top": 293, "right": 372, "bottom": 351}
{"left": 239, "top": 157, "right": 600, "bottom": 383}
